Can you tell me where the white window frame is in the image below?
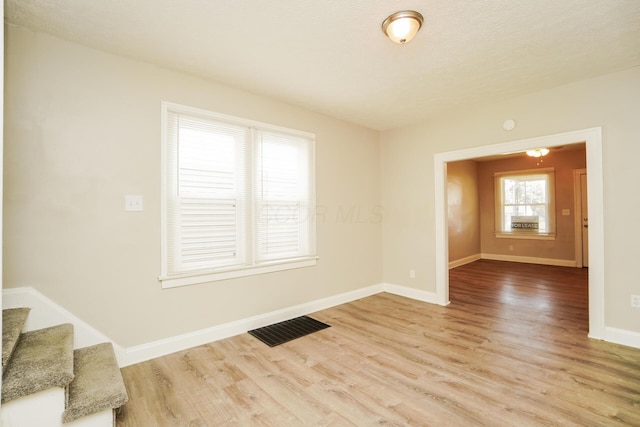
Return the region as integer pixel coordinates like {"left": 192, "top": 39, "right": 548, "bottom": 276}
{"left": 494, "top": 167, "right": 556, "bottom": 240}
{"left": 160, "top": 102, "right": 317, "bottom": 288}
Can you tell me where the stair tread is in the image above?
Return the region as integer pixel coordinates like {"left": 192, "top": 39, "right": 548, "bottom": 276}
{"left": 2, "top": 308, "right": 31, "bottom": 369}
{"left": 62, "top": 342, "right": 129, "bottom": 424}
{"left": 2, "top": 323, "right": 75, "bottom": 404}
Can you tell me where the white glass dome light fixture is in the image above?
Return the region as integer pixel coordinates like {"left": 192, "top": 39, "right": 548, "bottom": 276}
{"left": 382, "top": 10, "right": 424, "bottom": 44}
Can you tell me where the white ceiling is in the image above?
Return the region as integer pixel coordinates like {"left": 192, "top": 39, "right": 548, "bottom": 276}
{"left": 5, "top": 0, "right": 640, "bottom": 131}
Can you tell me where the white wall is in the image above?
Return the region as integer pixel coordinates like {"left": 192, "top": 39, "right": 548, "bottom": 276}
{"left": 3, "top": 25, "right": 383, "bottom": 348}
{"left": 381, "top": 66, "right": 640, "bottom": 334}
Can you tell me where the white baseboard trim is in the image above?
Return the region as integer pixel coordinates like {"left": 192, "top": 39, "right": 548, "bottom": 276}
{"left": 449, "top": 254, "right": 482, "bottom": 270}
{"left": 2, "top": 287, "right": 123, "bottom": 358}
{"left": 600, "top": 326, "right": 640, "bottom": 349}
{"left": 382, "top": 282, "right": 439, "bottom": 304}
{"left": 120, "top": 283, "right": 385, "bottom": 366}
{"left": 122, "top": 282, "right": 441, "bottom": 366}
{"left": 481, "top": 253, "right": 576, "bottom": 268}
{"left": 12, "top": 281, "right": 635, "bottom": 369}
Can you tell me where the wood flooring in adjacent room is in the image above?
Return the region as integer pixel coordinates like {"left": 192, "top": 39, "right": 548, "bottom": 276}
{"left": 116, "top": 260, "right": 640, "bottom": 426}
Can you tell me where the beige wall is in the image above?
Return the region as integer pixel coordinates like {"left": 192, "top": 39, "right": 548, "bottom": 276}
{"left": 478, "top": 147, "right": 586, "bottom": 262}
{"left": 3, "top": 26, "right": 382, "bottom": 347}
{"left": 446, "top": 160, "right": 480, "bottom": 263}
{"left": 381, "top": 66, "right": 640, "bottom": 334}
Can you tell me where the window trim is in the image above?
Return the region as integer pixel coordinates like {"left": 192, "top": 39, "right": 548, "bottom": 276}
{"left": 160, "top": 101, "right": 317, "bottom": 288}
{"left": 160, "top": 258, "right": 318, "bottom": 289}
{"left": 494, "top": 167, "right": 556, "bottom": 240}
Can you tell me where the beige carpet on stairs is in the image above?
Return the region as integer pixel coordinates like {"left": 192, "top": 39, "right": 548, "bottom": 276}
{"left": 2, "top": 307, "right": 31, "bottom": 368}
{"left": 62, "top": 342, "right": 129, "bottom": 423}
{"left": 2, "top": 323, "right": 75, "bottom": 403}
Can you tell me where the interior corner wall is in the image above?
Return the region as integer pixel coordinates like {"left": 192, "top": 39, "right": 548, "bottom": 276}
{"left": 477, "top": 147, "right": 586, "bottom": 262}
{"left": 380, "top": 66, "right": 640, "bottom": 334}
{"left": 3, "top": 25, "right": 383, "bottom": 347}
{"left": 446, "top": 160, "right": 480, "bottom": 263}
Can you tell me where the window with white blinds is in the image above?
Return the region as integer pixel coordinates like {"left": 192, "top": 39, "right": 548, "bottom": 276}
{"left": 494, "top": 168, "right": 556, "bottom": 239}
{"left": 161, "top": 102, "right": 316, "bottom": 288}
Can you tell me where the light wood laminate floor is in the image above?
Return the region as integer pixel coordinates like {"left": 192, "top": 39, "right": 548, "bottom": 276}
{"left": 116, "top": 260, "right": 640, "bottom": 426}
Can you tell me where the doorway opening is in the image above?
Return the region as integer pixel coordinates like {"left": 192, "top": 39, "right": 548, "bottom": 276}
{"left": 434, "top": 127, "right": 604, "bottom": 339}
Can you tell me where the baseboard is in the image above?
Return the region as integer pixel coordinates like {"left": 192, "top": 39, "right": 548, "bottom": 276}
{"left": 122, "top": 282, "right": 441, "bottom": 366}
{"left": 600, "top": 326, "right": 640, "bottom": 349}
{"left": 12, "top": 280, "right": 633, "bottom": 369}
{"left": 382, "top": 283, "right": 439, "bottom": 304}
{"left": 2, "top": 287, "right": 123, "bottom": 359}
{"left": 120, "top": 283, "right": 385, "bottom": 366}
{"left": 448, "top": 254, "right": 481, "bottom": 270}
{"left": 481, "top": 253, "right": 576, "bottom": 267}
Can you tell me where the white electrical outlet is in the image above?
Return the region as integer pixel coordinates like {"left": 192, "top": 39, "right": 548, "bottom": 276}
{"left": 632, "top": 295, "right": 640, "bottom": 308}
{"left": 409, "top": 269, "right": 416, "bottom": 279}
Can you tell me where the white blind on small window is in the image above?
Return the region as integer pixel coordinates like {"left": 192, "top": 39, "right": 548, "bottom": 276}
{"left": 494, "top": 168, "right": 555, "bottom": 235}
{"left": 254, "top": 131, "right": 314, "bottom": 262}
{"left": 165, "top": 110, "right": 248, "bottom": 275}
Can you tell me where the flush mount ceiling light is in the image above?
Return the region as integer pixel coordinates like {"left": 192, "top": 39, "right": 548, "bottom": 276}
{"left": 382, "top": 10, "right": 424, "bottom": 44}
{"left": 526, "top": 148, "right": 550, "bottom": 158}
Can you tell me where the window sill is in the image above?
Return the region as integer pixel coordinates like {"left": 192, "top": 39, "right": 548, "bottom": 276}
{"left": 495, "top": 233, "right": 556, "bottom": 241}
{"left": 159, "top": 257, "right": 318, "bottom": 289}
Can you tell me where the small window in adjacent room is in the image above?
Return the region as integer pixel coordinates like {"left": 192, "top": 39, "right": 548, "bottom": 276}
{"left": 160, "top": 102, "right": 317, "bottom": 288}
{"left": 494, "top": 168, "right": 556, "bottom": 240}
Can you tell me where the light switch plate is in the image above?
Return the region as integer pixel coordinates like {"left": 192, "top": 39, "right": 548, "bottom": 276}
{"left": 562, "top": 209, "right": 570, "bottom": 216}
{"left": 125, "top": 195, "right": 143, "bottom": 212}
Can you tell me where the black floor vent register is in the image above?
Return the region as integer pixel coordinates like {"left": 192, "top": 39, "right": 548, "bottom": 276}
{"left": 248, "top": 315, "right": 331, "bottom": 347}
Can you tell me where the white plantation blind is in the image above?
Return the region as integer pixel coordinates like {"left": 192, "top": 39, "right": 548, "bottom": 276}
{"left": 255, "top": 131, "right": 313, "bottom": 262}
{"left": 161, "top": 102, "right": 316, "bottom": 287}
{"left": 166, "top": 111, "right": 248, "bottom": 274}
{"left": 494, "top": 168, "right": 556, "bottom": 237}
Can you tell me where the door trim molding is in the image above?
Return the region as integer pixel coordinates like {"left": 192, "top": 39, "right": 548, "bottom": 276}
{"left": 434, "top": 127, "right": 605, "bottom": 340}
{"left": 573, "top": 168, "right": 587, "bottom": 268}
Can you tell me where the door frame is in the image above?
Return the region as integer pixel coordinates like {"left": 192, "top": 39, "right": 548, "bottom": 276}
{"left": 434, "top": 127, "right": 604, "bottom": 340}
{"left": 573, "top": 168, "right": 588, "bottom": 268}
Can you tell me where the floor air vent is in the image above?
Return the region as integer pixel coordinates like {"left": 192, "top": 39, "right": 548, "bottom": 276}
{"left": 248, "top": 316, "right": 330, "bottom": 347}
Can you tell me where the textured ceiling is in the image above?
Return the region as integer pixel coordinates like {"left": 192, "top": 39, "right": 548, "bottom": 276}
{"left": 5, "top": 0, "right": 640, "bottom": 130}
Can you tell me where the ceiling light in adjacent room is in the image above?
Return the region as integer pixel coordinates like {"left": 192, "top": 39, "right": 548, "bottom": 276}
{"left": 526, "top": 148, "right": 550, "bottom": 158}
{"left": 382, "top": 11, "right": 424, "bottom": 44}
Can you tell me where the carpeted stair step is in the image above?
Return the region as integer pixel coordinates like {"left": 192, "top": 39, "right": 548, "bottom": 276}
{"left": 2, "top": 323, "right": 75, "bottom": 403}
{"left": 2, "top": 307, "right": 31, "bottom": 369}
{"left": 62, "top": 342, "right": 129, "bottom": 423}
